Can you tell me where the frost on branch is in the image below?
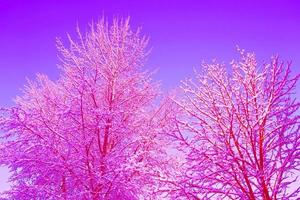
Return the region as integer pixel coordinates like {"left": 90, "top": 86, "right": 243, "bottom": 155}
{"left": 169, "top": 50, "right": 300, "bottom": 199}
{"left": 0, "top": 18, "right": 171, "bottom": 199}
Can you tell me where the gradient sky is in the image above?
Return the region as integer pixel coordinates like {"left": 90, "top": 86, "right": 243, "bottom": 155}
{"left": 0, "top": 0, "right": 299, "bottom": 192}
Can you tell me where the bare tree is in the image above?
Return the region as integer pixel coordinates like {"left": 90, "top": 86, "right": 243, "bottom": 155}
{"left": 0, "top": 18, "right": 170, "bottom": 200}
{"left": 169, "top": 49, "right": 300, "bottom": 199}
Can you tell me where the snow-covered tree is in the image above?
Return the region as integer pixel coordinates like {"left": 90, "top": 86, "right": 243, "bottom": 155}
{"left": 0, "top": 18, "right": 170, "bottom": 199}
{"left": 169, "top": 50, "right": 300, "bottom": 199}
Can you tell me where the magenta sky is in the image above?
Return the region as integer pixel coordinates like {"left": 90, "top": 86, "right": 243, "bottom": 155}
{"left": 0, "top": 0, "right": 300, "bottom": 191}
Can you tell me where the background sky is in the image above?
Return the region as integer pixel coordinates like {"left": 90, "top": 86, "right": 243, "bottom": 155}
{"left": 0, "top": 0, "right": 299, "bottom": 192}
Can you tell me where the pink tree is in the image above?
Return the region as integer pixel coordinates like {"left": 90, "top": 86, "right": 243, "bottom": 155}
{"left": 169, "top": 50, "right": 300, "bottom": 199}
{"left": 0, "top": 18, "right": 170, "bottom": 199}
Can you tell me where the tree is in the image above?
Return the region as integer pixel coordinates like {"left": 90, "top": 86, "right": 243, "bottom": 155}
{"left": 169, "top": 49, "right": 300, "bottom": 199}
{"left": 0, "top": 18, "right": 170, "bottom": 199}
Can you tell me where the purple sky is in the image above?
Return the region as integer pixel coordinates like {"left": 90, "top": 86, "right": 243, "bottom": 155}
{"left": 0, "top": 0, "right": 300, "bottom": 192}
